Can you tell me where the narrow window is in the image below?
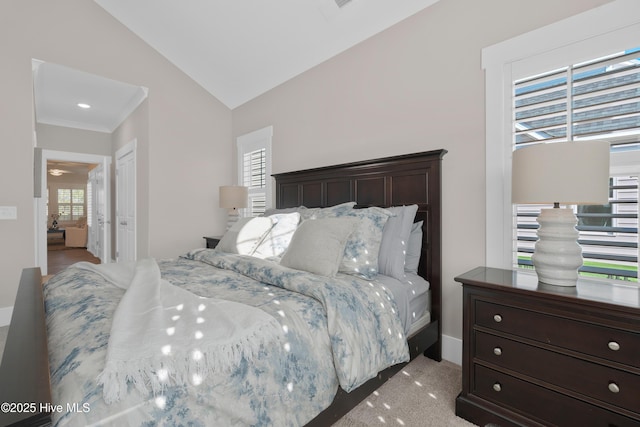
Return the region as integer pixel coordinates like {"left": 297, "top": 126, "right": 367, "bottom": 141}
{"left": 237, "top": 126, "right": 273, "bottom": 217}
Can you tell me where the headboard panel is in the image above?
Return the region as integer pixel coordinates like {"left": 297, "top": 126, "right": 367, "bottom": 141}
{"left": 273, "top": 149, "right": 446, "bottom": 353}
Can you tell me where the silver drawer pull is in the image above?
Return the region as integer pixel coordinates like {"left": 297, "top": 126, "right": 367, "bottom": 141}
{"left": 608, "top": 382, "right": 620, "bottom": 393}
{"left": 493, "top": 314, "right": 503, "bottom": 323}
{"left": 608, "top": 341, "right": 620, "bottom": 351}
{"left": 493, "top": 347, "right": 502, "bottom": 356}
{"left": 493, "top": 383, "right": 502, "bottom": 392}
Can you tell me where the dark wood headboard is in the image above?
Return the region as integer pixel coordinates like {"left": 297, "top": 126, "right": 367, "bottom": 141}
{"left": 273, "top": 149, "right": 446, "bottom": 359}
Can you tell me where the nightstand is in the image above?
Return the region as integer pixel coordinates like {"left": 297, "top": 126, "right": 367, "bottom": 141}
{"left": 203, "top": 236, "right": 221, "bottom": 249}
{"left": 454, "top": 267, "right": 640, "bottom": 427}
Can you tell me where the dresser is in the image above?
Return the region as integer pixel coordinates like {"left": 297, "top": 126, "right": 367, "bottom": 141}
{"left": 454, "top": 267, "right": 640, "bottom": 427}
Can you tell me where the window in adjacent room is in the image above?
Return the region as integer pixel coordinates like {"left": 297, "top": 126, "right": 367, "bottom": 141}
{"left": 57, "top": 188, "right": 86, "bottom": 221}
{"left": 513, "top": 47, "right": 639, "bottom": 282}
{"left": 237, "top": 126, "right": 273, "bottom": 217}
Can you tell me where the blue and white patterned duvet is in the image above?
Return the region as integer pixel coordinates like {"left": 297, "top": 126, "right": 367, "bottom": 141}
{"left": 44, "top": 249, "right": 409, "bottom": 426}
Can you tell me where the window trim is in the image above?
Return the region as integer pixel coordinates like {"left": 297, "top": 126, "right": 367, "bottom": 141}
{"left": 483, "top": 0, "right": 640, "bottom": 270}
{"left": 237, "top": 125, "right": 273, "bottom": 216}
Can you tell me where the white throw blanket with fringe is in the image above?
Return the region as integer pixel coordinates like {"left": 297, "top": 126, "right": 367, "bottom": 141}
{"left": 76, "top": 258, "right": 282, "bottom": 404}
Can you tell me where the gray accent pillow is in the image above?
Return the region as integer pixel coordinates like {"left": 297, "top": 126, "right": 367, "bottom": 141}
{"left": 280, "top": 218, "right": 356, "bottom": 277}
{"left": 378, "top": 205, "right": 418, "bottom": 280}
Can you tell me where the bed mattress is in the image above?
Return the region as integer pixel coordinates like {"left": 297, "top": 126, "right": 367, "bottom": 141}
{"left": 376, "top": 273, "right": 430, "bottom": 335}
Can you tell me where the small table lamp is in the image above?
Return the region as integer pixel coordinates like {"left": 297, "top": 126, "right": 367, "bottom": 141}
{"left": 219, "top": 185, "right": 248, "bottom": 229}
{"left": 512, "top": 141, "right": 610, "bottom": 286}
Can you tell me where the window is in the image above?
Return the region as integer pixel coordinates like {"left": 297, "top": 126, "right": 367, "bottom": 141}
{"left": 237, "top": 126, "right": 273, "bottom": 217}
{"left": 513, "top": 49, "right": 639, "bottom": 282}
{"left": 483, "top": 1, "right": 640, "bottom": 283}
{"left": 57, "top": 188, "right": 85, "bottom": 221}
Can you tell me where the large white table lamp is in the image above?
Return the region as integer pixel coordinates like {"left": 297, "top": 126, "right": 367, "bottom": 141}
{"left": 512, "top": 141, "right": 610, "bottom": 286}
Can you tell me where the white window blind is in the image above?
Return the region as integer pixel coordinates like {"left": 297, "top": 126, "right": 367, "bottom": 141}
{"left": 242, "top": 147, "right": 267, "bottom": 216}
{"left": 513, "top": 47, "right": 639, "bottom": 282}
{"left": 237, "top": 126, "right": 272, "bottom": 217}
{"left": 57, "top": 188, "right": 86, "bottom": 221}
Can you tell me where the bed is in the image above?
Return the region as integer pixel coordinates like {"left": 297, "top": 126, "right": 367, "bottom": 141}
{"left": 0, "top": 149, "right": 446, "bottom": 426}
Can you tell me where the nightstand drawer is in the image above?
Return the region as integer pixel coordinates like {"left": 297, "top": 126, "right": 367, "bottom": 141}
{"left": 475, "top": 331, "right": 640, "bottom": 413}
{"left": 474, "top": 365, "right": 639, "bottom": 427}
{"left": 475, "top": 299, "right": 640, "bottom": 367}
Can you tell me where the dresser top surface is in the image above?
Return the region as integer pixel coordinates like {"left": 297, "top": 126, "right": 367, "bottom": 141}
{"left": 455, "top": 267, "right": 640, "bottom": 311}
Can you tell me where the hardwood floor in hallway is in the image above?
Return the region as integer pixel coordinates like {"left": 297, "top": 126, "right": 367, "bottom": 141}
{"left": 47, "top": 238, "right": 100, "bottom": 276}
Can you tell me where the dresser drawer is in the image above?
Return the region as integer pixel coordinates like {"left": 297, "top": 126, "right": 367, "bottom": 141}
{"left": 475, "top": 331, "right": 640, "bottom": 413}
{"left": 475, "top": 299, "right": 640, "bottom": 367}
{"left": 474, "top": 364, "right": 639, "bottom": 427}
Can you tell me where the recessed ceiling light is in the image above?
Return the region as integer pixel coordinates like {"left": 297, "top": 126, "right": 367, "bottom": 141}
{"left": 77, "top": 103, "right": 91, "bottom": 109}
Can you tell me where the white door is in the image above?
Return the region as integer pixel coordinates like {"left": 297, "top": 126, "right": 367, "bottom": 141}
{"left": 116, "top": 141, "right": 136, "bottom": 262}
{"left": 93, "top": 161, "right": 111, "bottom": 263}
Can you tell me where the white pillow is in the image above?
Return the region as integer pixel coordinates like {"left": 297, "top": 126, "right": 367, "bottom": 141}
{"left": 280, "top": 218, "right": 356, "bottom": 277}
{"left": 264, "top": 206, "right": 308, "bottom": 216}
{"left": 215, "top": 217, "right": 275, "bottom": 255}
{"left": 253, "top": 212, "right": 301, "bottom": 259}
{"left": 378, "top": 205, "right": 418, "bottom": 280}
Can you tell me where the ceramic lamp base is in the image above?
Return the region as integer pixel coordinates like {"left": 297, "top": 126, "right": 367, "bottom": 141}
{"left": 226, "top": 209, "right": 240, "bottom": 230}
{"left": 532, "top": 208, "right": 582, "bottom": 287}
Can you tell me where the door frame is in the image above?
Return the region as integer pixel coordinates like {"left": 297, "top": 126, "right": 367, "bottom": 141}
{"left": 35, "top": 149, "right": 112, "bottom": 275}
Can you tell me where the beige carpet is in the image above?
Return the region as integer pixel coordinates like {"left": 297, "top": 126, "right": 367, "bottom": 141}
{"left": 333, "top": 356, "right": 476, "bottom": 427}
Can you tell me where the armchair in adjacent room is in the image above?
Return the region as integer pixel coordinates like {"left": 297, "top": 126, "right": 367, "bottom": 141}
{"left": 65, "top": 217, "right": 88, "bottom": 248}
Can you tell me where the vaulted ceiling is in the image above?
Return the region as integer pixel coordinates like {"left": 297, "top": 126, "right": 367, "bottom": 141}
{"left": 34, "top": 0, "right": 440, "bottom": 133}
{"left": 94, "top": 0, "right": 440, "bottom": 109}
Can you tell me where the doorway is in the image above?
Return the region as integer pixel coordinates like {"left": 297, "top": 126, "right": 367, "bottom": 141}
{"left": 36, "top": 150, "right": 111, "bottom": 276}
{"left": 31, "top": 59, "right": 148, "bottom": 274}
{"left": 46, "top": 159, "right": 101, "bottom": 275}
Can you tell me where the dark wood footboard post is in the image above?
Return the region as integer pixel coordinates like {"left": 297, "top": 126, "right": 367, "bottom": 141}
{"left": 0, "top": 268, "right": 52, "bottom": 427}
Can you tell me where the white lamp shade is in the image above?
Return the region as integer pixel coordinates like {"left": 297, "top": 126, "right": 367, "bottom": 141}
{"left": 219, "top": 185, "right": 248, "bottom": 209}
{"left": 512, "top": 141, "right": 610, "bottom": 205}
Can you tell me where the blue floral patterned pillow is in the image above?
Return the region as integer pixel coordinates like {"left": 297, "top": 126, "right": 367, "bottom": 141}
{"left": 333, "top": 206, "right": 392, "bottom": 279}
{"left": 303, "top": 202, "right": 356, "bottom": 220}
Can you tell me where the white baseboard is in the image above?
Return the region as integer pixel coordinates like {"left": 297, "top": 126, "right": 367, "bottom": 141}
{"left": 441, "top": 333, "right": 463, "bottom": 366}
{"left": 0, "top": 306, "right": 13, "bottom": 327}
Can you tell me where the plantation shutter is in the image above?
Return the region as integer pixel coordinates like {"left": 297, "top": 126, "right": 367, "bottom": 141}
{"left": 242, "top": 148, "right": 267, "bottom": 216}
{"left": 513, "top": 47, "right": 640, "bottom": 281}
